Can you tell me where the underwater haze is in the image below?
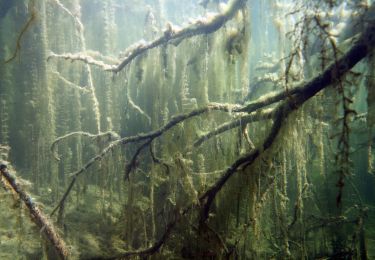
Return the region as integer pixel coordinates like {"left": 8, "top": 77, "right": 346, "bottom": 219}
{"left": 1, "top": 0, "right": 375, "bottom": 259}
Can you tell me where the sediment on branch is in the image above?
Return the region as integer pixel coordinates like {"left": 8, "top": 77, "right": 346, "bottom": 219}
{"left": 0, "top": 164, "right": 70, "bottom": 260}
{"left": 47, "top": 0, "right": 248, "bottom": 73}
{"left": 199, "top": 16, "right": 375, "bottom": 222}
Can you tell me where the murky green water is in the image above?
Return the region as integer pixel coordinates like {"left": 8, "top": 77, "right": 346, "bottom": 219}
{"left": 1, "top": 0, "right": 375, "bottom": 259}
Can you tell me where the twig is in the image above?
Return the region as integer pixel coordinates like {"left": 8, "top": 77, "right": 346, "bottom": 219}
{"left": 193, "top": 108, "right": 273, "bottom": 147}
{"left": 124, "top": 139, "right": 153, "bottom": 180}
{"left": 50, "top": 139, "right": 121, "bottom": 215}
{"left": 50, "top": 176, "right": 77, "bottom": 217}
{"left": 242, "top": 124, "right": 255, "bottom": 149}
{"left": 50, "top": 70, "right": 90, "bottom": 93}
{"left": 51, "top": 131, "right": 120, "bottom": 161}
{"left": 149, "top": 144, "right": 171, "bottom": 175}
{"left": 235, "top": 85, "right": 303, "bottom": 113}
{"left": 198, "top": 106, "right": 282, "bottom": 223}
{"left": 50, "top": 0, "right": 82, "bottom": 31}
{"left": 127, "top": 94, "right": 151, "bottom": 125}
{"left": 4, "top": 5, "right": 36, "bottom": 64}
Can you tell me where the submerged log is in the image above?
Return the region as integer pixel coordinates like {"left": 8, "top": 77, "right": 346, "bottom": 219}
{"left": 0, "top": 164, "right": 69, "bottom": 260}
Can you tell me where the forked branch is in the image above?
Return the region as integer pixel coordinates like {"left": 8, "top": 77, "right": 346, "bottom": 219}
{"left": 89, "top": 17, "right": 375, "bottom": 258}
{"left": 199, "top": 17, "right": 375, "bottom": 222}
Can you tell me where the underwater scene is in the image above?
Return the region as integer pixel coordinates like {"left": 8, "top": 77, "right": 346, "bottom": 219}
{"left": 1, "top": 0, "right": 375, "bottom": 259}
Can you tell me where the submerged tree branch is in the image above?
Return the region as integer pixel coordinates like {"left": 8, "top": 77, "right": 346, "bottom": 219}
{"left": 47, "top": 0, "right": 247, "bottom": 73}
{"left": 111, "top": 0, "right": 247, "bottom": 73}
{"left": 89, "top": 205, "right": 195, "bottom": 260}
{"left": 50, "top": 176, "right": 77, "bottom": 217}
{"left": 50, "top": 70, "right": 90, "bottom": 93}
{"left": 0, "top": 164, "right": 70, "bottom": 259}
{"left": 124, "top": 138, "right": 153, "bottom": 180}
{"left": 51, "top": 131, "right": 120, "bottom": 161}
{"left": 53, "top": 14, "right": 375, "bottom": 232}
{"left": 127, "top": 94, "right": 152, "bottom": 125}
{"left": 4, "top": 6, "right": 36, "bottom": 64}
{"left": 199, "top": 17, "right": 375, "bottom": 222}
{"left": 193, "top": 108, "right": 274, "bottom": 147}
{"left": 47, "top": 52, "right": 115, "bottom": 71}
{"left": 86, "top": 11, "right": 375, "bottom": 260}
{"left": 118, "top": 103, "right": 242, "bottom": 146}
{"left": 50, "top": 103, "right": 241, "bottom": 214}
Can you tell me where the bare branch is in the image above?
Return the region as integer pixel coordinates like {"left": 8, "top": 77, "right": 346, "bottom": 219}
{"left": 127, "top": 94, "right": 151, "bottom": 125}
{"left": 50, "top": 70, "right": 90, "bottom": 93}
{"left": 4, "top": 6, "right": 36, "bottom": 64}
{"left": 67, "top": 103, "right": 239, "bottom": 178}
{"left": 50, "top": 0, "right": 83, "bottom": 31}
{"left": 51, "top": 131, "right": 120, "bottom": 161}
{"left": 50, "top": 0, "right": 102, "bottom": 133}
{"left": 235, "top": 86, "right": 303, "bottom": 113}
{"left": 50, "top": 176, "right": 77, "bottom": 217}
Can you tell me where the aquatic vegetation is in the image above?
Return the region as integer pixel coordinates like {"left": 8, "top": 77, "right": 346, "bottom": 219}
{"left": 1, "top": 0, "right": 375, "bottom": 259}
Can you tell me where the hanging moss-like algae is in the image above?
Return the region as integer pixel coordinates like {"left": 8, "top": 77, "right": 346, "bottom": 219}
{"left": 2, "top": 0, "right": 375, "bottom": 259}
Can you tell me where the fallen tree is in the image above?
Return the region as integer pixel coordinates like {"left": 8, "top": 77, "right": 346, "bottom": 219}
{"left": 0, "top": 164, "right": 70, "bottom": 260}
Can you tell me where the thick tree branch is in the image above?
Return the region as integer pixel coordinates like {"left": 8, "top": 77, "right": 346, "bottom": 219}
{"left": 51, "top": 103, "right": 240, "bottom": 214}
{"left": 68, "top": 103, "right": 240, "bottom": 179}
{"left": 0, "top": 164, "right": 70, "bottom": 259}
{"left": 119, "top": 103, "right": 240, "bottom": 143}
{"left": 111, "top": 0, "right": 247, "bottom": 73}
{"left": 198, "top": 17, "right": 375, "bottom": 223}
{"left": 86, "top": 9, "right": 375, "bottom": 260}
{"left": 54, "top": 14, "right": 375, "bottom": 236}
{"left": 47, "top": 0, "right": 247, "bottom": 73}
